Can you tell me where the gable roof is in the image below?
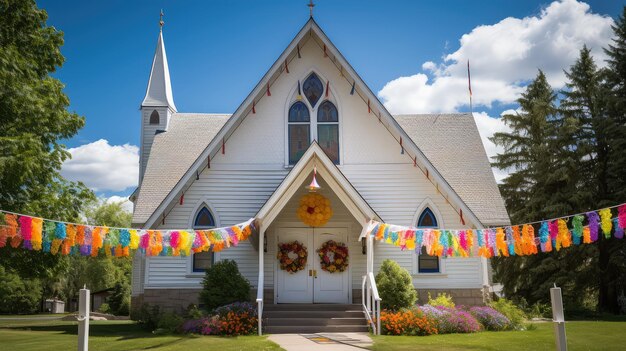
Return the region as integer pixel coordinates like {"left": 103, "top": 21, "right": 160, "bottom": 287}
{"left": 256, "top": 142, "right": 381, "bottom": 229}
{"left": 132, "top": 113, "right": 231, "bottom": 224}
{"left": 136, "top": 18, "right": 507, "bottom": 229}
{"left": 394, "top": 114, "right": 510, "bottom": 226}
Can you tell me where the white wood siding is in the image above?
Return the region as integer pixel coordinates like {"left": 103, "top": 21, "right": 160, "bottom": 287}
{"left": 141, "top": 37, "right": 483, "bottom": 292}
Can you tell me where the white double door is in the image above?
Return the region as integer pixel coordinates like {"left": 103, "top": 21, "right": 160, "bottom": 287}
{"left": 276, "top": 227, "right": 350, "bottom": 304}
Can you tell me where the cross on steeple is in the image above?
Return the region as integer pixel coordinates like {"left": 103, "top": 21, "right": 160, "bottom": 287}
{"left": 159, "top": 9, "right": 164, "bottom": 30}
{"left": 307, "top": 0, "right": 315, "bottom": 18}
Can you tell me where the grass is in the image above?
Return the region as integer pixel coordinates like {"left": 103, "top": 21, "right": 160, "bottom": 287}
{"left": 372, "top": 321, "right": 626, "bottom": 351}
{"left": 0, "top": 318, "right": 282, "bottom": 351}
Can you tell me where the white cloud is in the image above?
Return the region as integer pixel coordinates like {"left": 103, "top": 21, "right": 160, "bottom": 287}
{"left": 62, "top": 139, "right": 139, "bottom": 192}
{"left": 473, "top": 112, "right": 512, "bottom": 183}
{"left": 104, "top": 195, "right": 134, "bottom": 213}
{"left": 378, "top": 0, "right": 614, "bottom": 114}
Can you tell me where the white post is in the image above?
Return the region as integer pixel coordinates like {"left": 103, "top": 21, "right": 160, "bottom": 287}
{"left": 78, "top": 286, "right": 90, "bottom": 351}
{"left": 550, "top": 285, "right": 567, "bottom": 351}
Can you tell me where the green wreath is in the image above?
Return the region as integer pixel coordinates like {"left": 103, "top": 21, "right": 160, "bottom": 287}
{"left": 277, "top": 240, "right": 307, "bottom": 274}
{"left": 317, "top": 240, "right": 349, "bottom": 273}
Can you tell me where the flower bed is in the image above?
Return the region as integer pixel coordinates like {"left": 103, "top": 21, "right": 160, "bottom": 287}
{"left": 180, "top": 302, "right": 257, "bottom": 336}
{"left": 468, "top": 306, "right": 511, "bottom": 331}
{"left": 380, "top": 309, "right": 438, "bottom": 336}
{"left": 381, "top": 305, "right": 511, "bottom": 336}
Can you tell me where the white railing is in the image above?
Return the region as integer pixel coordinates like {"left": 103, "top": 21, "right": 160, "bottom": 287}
{"left": 256, "top": 270, "right": 264, "bottom": 336}
{"left": 256, "top": 223, "right": 264, "bottom": 336}
{"left": 361, "top": 272, "right": 381, "bottom": 335}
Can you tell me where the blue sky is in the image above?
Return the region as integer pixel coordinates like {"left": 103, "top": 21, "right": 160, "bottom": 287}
{"left": 41, "top": 0, "right": 623, "bottom": 200}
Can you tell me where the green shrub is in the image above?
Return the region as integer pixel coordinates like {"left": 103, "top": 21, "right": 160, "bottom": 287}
{"left": 488, "top": 298, "right": 526, "bottom": 329}
{"left": 108, "top": 282, "right": 131, "bottom": 315}
{"left": 0, "top": 266, "right": 42, "bottom": 314}
{"left": 136, "top": 304, "right": 161, "bottom": 331}
{"left": 376, "top": 259, "right": 417, "bottom": 310}
{"left": 199, "top": 260, "right": 251, "bottom": 311}
{"left": 427, "top": 292, "right": 455, "bottom": 308}
{"left": 157, "top": 312, "right": 183, "bottom": 334}
{"left": 184, "top": 304, "right": 205, "bottom": 319}
{"left": 98, "top": 303, "right": 111, "bottom": 314}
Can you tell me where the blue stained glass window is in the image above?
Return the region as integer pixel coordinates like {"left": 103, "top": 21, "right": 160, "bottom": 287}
{"left": 193, "top": 207, "right": 215, "bottom": 272}
{"left": 417, "top": 207, "right": 440, "bottom": 273}
{"left": 303, "top": 73, "right": 323, "bottom": 108}
{"left": 289, "top": 101, "right": 310, "bottom": 122}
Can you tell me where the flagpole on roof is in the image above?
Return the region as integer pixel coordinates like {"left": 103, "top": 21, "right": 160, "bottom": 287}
{"left": 467, "top": 60, "right": 473, "bottom": 114}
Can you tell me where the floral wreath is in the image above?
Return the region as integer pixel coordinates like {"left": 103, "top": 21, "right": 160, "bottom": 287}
{"left": 297, "top": 193, "right": 333, "bottom": 227}
{"left": 317, "top": 240, "right": 349, "bottom": 273}
{"left": 277, "top": 240, "right": 307, "bottom": 274}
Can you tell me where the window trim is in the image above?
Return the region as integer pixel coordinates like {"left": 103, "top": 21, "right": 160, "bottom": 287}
{"left": 411, "top": 199, "right": 446, "bottom": 275}
{"left": 284, "top": 69, "right": 342, "bottom": 166}
{"left": 187, "top": 201, "right": 221, "bottom": 276}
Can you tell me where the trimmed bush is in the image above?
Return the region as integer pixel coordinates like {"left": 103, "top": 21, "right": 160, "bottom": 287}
{"left": 200, "top": 260, "right": 251, "bottom": 311}
{"left": 157, "top": 312, "right": 184, "bottom": 334}
{"left": 488, "top": 298, "right": 526, "bottom": 330}
{"left": 469, "top": 306, "right": 511, "bottom": 331}
{"left": 376, "top": 259, "right": 417, "bottom": 310}
{"left": 427, "top": 292, "right": 455, "bottom": 308}
{"left": 380, "top": 308, "right": 438, "bottom": 336}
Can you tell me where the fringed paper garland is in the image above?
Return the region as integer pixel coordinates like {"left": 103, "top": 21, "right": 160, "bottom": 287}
{"left": 599, "top": 208, "right": 612, "bottom": 238}
{"left": 364, "top": 204, "right": 626, "bottom": 258}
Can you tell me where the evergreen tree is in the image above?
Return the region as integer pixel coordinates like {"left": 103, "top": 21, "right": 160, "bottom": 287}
{"left": 598, "top": 7, "right": 626, "bottom": 313}
{"left": 490, "top": 71, "right": 584, "bottom": 307}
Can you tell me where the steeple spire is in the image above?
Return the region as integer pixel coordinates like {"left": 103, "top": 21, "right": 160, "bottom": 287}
{"left": 142, "top": 10, "right": 176, "bottom": 111}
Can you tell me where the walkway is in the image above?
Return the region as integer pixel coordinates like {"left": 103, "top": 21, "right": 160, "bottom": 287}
{"left": 268, "top": 332, "right": 373, "bottom": 351}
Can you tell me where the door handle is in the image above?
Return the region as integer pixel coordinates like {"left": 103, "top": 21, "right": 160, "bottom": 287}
{"left": 313, "top": 269, "right": 317, "bottom": 278}
{"left": 308, "top": 269, "right": 312, "bottom": 277}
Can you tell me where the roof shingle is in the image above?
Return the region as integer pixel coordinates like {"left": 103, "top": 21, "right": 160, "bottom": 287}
{"left": 394, "top": 113, "right": 510, "bottom": 226}
{"left": 132, "top": 113, "right": 231, "bottom": 224}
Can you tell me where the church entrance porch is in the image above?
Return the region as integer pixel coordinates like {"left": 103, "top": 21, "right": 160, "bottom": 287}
{"left": 275, "top": 227, "right": 350, "bottom": 304}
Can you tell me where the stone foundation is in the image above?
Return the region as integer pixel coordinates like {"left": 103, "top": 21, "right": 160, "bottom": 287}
{"left": 417, "top": 288, "right": 487, "bottom": 306}
{"left": 131, "top": 286, "right": 488, "bottom": 317}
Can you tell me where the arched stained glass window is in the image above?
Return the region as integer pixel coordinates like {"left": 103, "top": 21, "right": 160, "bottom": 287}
{"left": 194, "top": 207, "right": 215, "bottom": 228}
{"left": 193, "top": 206, "right": 215, "bottom": 272}
{"left": 417, "top": 207, "right": 440, "bottom": 273}
{"left": 317, "top": 101, "right": 339, "bottom": 164}
{"left": 149, "top": 110, "right": 160, "bottom": 125}
{"left": 289, "top": 101, "right": 310, "bottom": 122}
{"left": 303, "top": 73, "right": 323, "bottom": 108}
{"left": 288, "top": 102, "right": 311, "bottom": 165}
{"left": 418, "top": 208, "right": 437, "bottom": 227}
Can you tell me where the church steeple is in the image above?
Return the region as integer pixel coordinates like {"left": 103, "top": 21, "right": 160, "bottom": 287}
{"left": 141, "top": 12, "right": 177, "bottom": 112}
{"left": 138, "top": 11, "right": 177, "bottom": 185}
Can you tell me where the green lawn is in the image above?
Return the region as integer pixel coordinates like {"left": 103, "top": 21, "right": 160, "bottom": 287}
{"left": 0, "top": 318, "right": 282, "bottom": 351}
{"left": 372, "top": 321, "right": 626, "bottom": 351}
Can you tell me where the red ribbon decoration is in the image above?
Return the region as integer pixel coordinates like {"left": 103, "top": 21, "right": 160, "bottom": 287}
{"left": 222, "top": 139, "right": 225, "bottom": 154}
{"left": 180, "top": 193, "right": 184, "bottom": 205}
{"left": 266, "top": 83, "right": 271, "bottom": 96}
{"left": 325, "top": 81, "right": 329, "bottom": 97}
{"left": 252, "top": 101, "right": 256, "bottom": 114}
{"left": 284, "top": 60, "right": 289, "bottom": 73}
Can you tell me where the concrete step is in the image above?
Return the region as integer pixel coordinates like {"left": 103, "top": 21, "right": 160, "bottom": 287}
{"left": 265, "top": 317, "right": 367, "bottom": 326}
{"left": 264, "top": 325, "right": 370, "bottom": 334}
{"left": 263, "top": 310, "right": 364, "bottom": 319}
{"left": 264, "top": 303, "right": 361, "bottom": 311}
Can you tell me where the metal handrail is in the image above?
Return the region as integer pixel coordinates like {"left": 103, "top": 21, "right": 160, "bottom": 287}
{"left": 256, "top": 270, "right": 264, "bottom": 336}
{"left": 361, "top": 272, "right": 382, "bottom": 335}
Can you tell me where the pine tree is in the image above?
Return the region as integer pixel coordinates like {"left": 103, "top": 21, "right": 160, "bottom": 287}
{"left": 597, "top": 7, "right": 626, "bottom": 314}
{"left": 490, "top": 71, "right": 585, "bottom": 307}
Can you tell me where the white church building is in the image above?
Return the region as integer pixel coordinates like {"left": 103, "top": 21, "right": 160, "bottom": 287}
{"left": 130, "top": 14, "right": 509, "bottom": 331}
